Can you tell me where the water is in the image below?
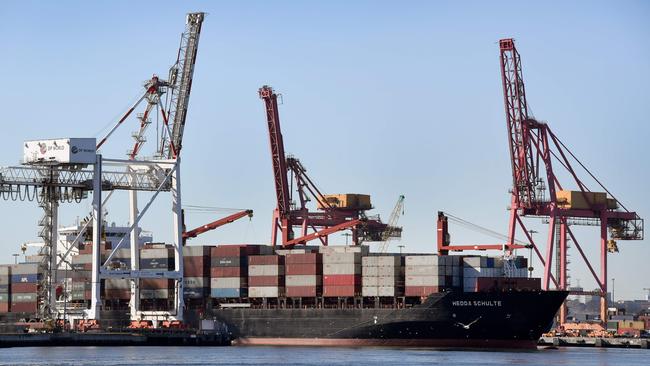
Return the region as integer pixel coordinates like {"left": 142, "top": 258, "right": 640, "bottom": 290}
{"left": 0, "top": 346, "right": 646, "bottom": 366}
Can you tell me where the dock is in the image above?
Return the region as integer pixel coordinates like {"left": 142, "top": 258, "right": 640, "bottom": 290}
{"left": 539, "top": 336, "right": 649, "bottom": 349}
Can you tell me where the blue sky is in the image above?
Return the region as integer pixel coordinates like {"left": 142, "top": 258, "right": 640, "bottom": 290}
{"left": 0, "top": 1, "right": 648, "bottom": 300}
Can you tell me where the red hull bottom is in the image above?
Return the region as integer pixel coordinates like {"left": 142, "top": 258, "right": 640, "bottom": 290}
{"left": 233, "top": 337, "right": 538, "bottom": 349}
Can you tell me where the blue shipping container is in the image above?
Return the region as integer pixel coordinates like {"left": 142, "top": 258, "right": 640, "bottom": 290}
{"left": 210, "top": 288, "right": 247, "bottom": 298}
{"left": 11, "top": 274, "right": 41, "bottom": 283}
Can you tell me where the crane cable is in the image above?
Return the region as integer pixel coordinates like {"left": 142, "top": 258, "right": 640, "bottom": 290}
{"left": 443, "top": 212, "right": 529, "bottom": 246}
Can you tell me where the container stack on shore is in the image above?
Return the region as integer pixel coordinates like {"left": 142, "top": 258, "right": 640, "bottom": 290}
{"left": 248, "top": 255, "right": 285, "bottom": 298}
{"left": 10, "top": 263, "right": 41, "bottom": 314}
{"left": 0, "top": 266, "right": 10, "bottom": 313}
{"left": 321, "top": 247, "right": 364, "bottom": 297}
{"left": 183, "top": 245, "right": 211, "bottom": 303}
{"left": 285, "top": 253, "right": 322, "bottom": 298}
{"left": 362, "top": 255, "right": 403, "bottom": 297}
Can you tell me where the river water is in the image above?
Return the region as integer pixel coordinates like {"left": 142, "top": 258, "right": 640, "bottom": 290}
{"left": 0, "top": 346, "right": 646, "bottom": 365}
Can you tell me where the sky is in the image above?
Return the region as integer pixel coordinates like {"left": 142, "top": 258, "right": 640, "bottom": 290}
{"left": 0, "top": 1, "right": 648, "bottom": 300}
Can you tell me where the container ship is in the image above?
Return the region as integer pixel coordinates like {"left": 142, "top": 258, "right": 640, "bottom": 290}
{"left": 1, "top": 239, "right": 566, "bottom": 349}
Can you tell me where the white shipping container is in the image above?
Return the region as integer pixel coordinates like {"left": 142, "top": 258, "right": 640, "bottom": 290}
{"left": 378, "top": 286, "right": 397, "bottom": 297}
{"left": 322, "top": 252, "right": 362, "bottom": 264}
{"left": 141, "top": 248, "right": 173, "bottom": 259}
{"left": 405, "top": 255, "right": 440, "bottom": 266}
{"left": 183, "top": 245, "right": 211, "bottom": 257}
{"left": 363, "top": 277, "right": 378, "bottom": 286}
{"left": 211, "top": 277, "right": 244, "bottom": 289}
{"left": 405, "top": 265, "right": 443, "bottom": 276}
{"left": 362, "top": 286, "right": 378, "bottom": 297}
{"left": 318, "top": 245, "right": 369, "bottom": 255}
{"left": 405, "top": 275, "right": 442, "bottom": 287}
{"left": 23, "top": 138, "right": 96, "bottom": 165}
{"left": 323, "top": 263, "right": 361, "bottom": 275}
{"left": 362, "top": 266, "right": 378, "bottom": 276}
{"left": 376, "top": 276, "right": 397, "bottom": 287}
{"left": 286, "top": 275, "right": 320, "bottom": 287}
{"left": 249, "top": 286, "right": 283, "bottom": 298}
{"left": 248, "top": 265, "right": 283, "bottom": 277}
{"left": 275, "top": 249, "right": 305, "bottom": 255}
{"left": 362, "top": 255, "right": 400, "bottom": 267}
{"left": 377, "top": 266, "right": 401, "bottom": 277}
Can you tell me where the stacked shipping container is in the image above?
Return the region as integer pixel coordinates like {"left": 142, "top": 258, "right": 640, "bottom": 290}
{"left": 248, "top": 255, "right": 285, "bottom": 298}
{"left": 183, "top": 246, "right": 211, "bottom": 300}
{"left": 322, "top": 249, "right": 362, "bottom": 297}
{"left": 405, "top": 255, "right": 461, "bottom": 296}
{"left": 462, "top": 256, "right": 528, "bottom": 292}
{"left": 10, "top": 263, "right": 41, "bottom": 313}
{"left": 361, "top": 256, "right": 403, "bottom": 297}
{"left": 0, "top": 265, "right": 9, "bottom": 313}
{"left": 210, "top": 245, "right": 268, "bottom": 298}
{"left": 285, "top": 253, "right": 322, "bottom": 297}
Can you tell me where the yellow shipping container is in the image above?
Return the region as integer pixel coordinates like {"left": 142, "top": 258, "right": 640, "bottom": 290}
{"left": 606, "top": 198, "right": 618, "bottom": 210}
{"left": 556, "top": 190, "right": 607, "bottom": 210}
{"left": 617, "top": 320, "right": 645, "bottom": 330}
{"left": 317, "top": 194, "right": 372, "bottom": 210}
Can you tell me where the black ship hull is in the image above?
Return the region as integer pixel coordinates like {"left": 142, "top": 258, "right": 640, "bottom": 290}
{"left": 212, "top": 290, "right": 568, "bottom": 349}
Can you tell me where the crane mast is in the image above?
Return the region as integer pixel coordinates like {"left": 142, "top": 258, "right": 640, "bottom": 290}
{"left": 258, "top": 86, "right": 292, "bottom": 218}
{"left": 162, "top": 12, "right": 205, "bottom": 159}
{"left": 499, "top": 39, "right": 540, "bottom": 208}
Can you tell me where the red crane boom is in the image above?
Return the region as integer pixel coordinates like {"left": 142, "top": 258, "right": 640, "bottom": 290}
{"left": 258, "top": 85, "right": 391, "bottom": 248}
{"left": 182, "top": 209, "right": 253, "bottom": 243}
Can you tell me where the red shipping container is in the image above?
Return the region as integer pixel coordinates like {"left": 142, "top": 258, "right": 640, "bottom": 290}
{"left": 11, "top": 283, "right": 39, "bottom": 293}
{"left": 405, "top": 286, "right": 440, "bottom": 297}
{"left": 285, "top": 263, "right": 322, "bottom": 275}
{"left": 249, "top": 255, "right": 284, "bottom": 265}
{"left": 0, "top": 302, "right": 9, "bottom": 313}
{"left": 211, "top": 267, "right": 245, "bottom": 277}
{"left": 184, "top": 256, "right": 209, "bottom": 277}
{"left": 286, "top": 286, "right": 321, "bottom": 297}
{"left": 104, "top": 289, "right": 131, "bottom": 300}
{"left": 323, "top": 285, "right": 358, "bottom": 297}
{"left": 249, "top": 276, "right": 284, "bottom": 287}
{"left": 10, "top": 302, "right": 38, "bottom": 313}
{"left": 285, "top": 253, "right": 322, "bottom": 265}
{"left": 323, "top": 275, "right": 361, "bottom": 286}
{"left": 140, "top": 279, "right": 174, "bottom": 289}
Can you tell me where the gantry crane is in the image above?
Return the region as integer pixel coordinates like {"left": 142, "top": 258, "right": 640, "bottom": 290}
{"left": 258, "top": 85, "right": 398, "bottom": 248}
{"left": 0, "top": 12, "right": 207, "bottom": 324}
{"left": 436, "top": 39, "right": 643, "bottom": 324}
